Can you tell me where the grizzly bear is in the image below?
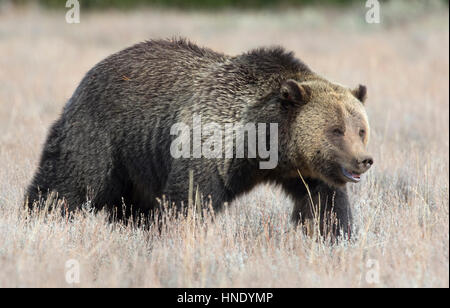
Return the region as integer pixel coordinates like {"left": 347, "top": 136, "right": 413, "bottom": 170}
{"left": 26, "top": 38, "right": 373, "bottom": 237}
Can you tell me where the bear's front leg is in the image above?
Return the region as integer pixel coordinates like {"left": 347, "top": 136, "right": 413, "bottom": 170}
{"left": 282, "top": 178, "right": 353, "bottom": 239}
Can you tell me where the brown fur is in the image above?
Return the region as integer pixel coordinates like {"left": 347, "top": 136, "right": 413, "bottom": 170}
{"left": 284, "top": 79, "right": 372, "bottom": 187}
{"left": 26, "top": 38, "right": 372, "bottom": 238}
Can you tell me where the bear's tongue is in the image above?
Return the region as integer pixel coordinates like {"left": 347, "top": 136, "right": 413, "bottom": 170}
{"left": 342, "top": 168, "right": 361, "bottom": 182}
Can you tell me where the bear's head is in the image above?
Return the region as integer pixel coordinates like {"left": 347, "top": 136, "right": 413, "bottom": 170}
{"left": 279, "top": 78, "right": 373, "bottom": 187}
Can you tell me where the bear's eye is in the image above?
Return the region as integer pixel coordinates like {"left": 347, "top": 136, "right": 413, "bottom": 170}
{"left": 333, "top": 128, "right": 344, "bottom": 136}
{"left": 359, "top": 129, "right": 366, "bottom": 138}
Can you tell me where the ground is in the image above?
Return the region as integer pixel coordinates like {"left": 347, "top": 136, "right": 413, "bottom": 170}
{"left": 0, "top": 2, "right": 448, "bottom": 287}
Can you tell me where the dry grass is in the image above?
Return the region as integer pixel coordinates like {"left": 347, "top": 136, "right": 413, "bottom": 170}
{"left": 0, "top": 2, "right": 448, "bottom": 287}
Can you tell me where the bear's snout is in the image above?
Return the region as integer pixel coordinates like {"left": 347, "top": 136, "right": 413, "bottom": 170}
{"left": 356, "top": 155, "right": 374, "bottom": 173}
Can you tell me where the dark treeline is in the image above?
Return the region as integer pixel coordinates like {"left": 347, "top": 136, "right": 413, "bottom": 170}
{"left": 14, "top": 0, "right": 381, "bottom": 10}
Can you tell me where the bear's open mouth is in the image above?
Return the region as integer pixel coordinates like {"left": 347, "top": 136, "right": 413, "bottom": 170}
{"left": 341, "top": 167, "right": 361, "bottom": 183}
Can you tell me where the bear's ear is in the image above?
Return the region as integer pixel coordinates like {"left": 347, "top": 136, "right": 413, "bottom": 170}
{"left": 352, "top": 84, "right": 367, "bottom": 104}
{"left": 280, "top": 79, "right": 311, "bottom": 105}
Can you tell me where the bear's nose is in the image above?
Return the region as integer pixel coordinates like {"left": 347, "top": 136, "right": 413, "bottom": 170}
{"left": 357, "top": 156, "right": 373, "bottom": 171}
